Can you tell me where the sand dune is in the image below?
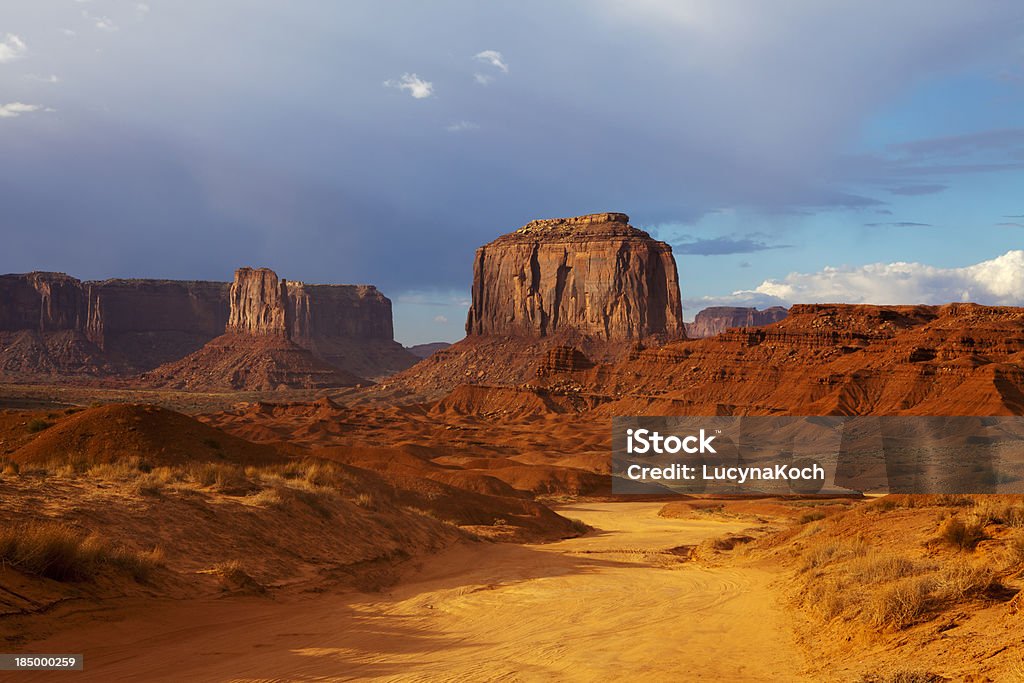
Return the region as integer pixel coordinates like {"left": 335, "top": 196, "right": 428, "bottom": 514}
{"left": 20, "top": 502, "right": 804, "bottom": 682}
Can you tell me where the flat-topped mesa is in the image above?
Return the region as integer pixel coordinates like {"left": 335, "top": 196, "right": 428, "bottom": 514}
{"left": 466, "top": 212, "right": 685, "bottom": 341}
{"left": 227, "top": 267, "right": 289, "bottom": 337}
{"left": 685, "top": 306, "right": 789, "bottom": 338}
{"left": 0, "top": 272, "right": 89, "bottom": 332}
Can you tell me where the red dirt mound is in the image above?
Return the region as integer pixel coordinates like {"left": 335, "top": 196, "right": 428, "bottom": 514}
{"left": 12, "top": 403, "right": 281, "bottom": 467}
{"left": 142, "top": 334, "right": 365, "bottom": 391}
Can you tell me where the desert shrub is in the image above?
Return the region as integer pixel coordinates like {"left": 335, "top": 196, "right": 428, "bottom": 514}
{"left": 187, "top": 462, "right": 249, "bottom": 492}
{"left": 1010, "top": 531, "right": 1024, "bottom": 565}
{"left": 109, "top": 545, "right": 165, "bottom": 582}
{"left": 800, "top": 537, "right": 869, "bottom": 572}
{"left": 848, "top": 554, "right": 921, "bottom": 585}
{"left": 246, "top": 488, "right": 284, "bottom": 508}
{"left": 867, "top": 575, "right": 934, "bottom": 629}
{"left": 354, "top": 492, "right": 378, "bottom": 510}
{"left": 798, "top": 511, "right": 827, "bottom": 524}
{"left": 567, "top": 518, "right": 590, "bottom": 534}
{"left": 0, "top": 522, "right": 161, "bottom": 583}
{"left": 936, "top": 516, "right": 985, "bottom": 550}
{"left": 933, "top": 559, "right": 996, "bottom": 602}
{"left": 26, "top": 418, "right": 51, "bottom": 434}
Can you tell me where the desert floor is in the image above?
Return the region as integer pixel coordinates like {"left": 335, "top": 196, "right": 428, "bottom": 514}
{"left": 19, "top": 502, "right": 802, "bottom": 682}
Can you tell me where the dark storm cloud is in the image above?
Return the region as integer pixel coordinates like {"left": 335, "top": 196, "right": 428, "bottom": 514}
{"left": 0, "top": 1, "right": 1023, "bottom": 295}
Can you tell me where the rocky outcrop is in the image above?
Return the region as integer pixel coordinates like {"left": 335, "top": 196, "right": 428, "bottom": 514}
{"left": 465, "top": 213, "right": 684, "bottom": 342}
{"left": 85, "top": 279, "right": 230, "bottom": 369}
{"left": 684, "top": 306, "right": 788, "bottom": 338}
{"left": 1, "top": 267, "right": 414, "bottom": 382}
{"left": 227, "top": 268, "right": 289, "bottom": 337}
{"left": 536, "top": 346, "right": 594, "bottom": 377}
{"left": 0, "top": 272, "right": 90, "bottom": 333}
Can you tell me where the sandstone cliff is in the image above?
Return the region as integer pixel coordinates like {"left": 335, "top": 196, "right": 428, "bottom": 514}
{"left": 0, "top": 267, "right": 414, "bottom": 382}
{"left": 684, "top": 306, "right": 788, "bottom": 338}
{"left": 465, "top": 213, "right": 684, "bottom": 341}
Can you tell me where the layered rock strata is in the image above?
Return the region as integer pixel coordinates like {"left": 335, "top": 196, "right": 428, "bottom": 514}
{"left": 684, "top": 306, "right": 788, "bottom": 338}
{"left": 465, "top": 213, "right": 684, "bottom": 341}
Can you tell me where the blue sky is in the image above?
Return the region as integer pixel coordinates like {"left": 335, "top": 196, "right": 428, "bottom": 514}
{"left": 1, "top": 1, "right": 1023, "bottom": 344}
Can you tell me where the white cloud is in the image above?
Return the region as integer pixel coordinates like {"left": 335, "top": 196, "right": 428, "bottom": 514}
{"left": 137, "top": 3, "right": 151, "bottom": 16}
{"left": 433, "top": 315, "right": 449, "bottom": 324}
{"left": 0, "top": 34, "right": 27, "bottom": 63}
{"left": 93, "top": 16, "right": 118, "bottom": 32}
{"left": 691, "top": 251, "right": 1024, "bottom": 312}
{"left": 473, "top": 50, "right": 508, "bottom": 73}
{"left": 0, "top": 102, "right": 43, "bottom": 118}
{"left": 446, "top": 120, "right": 479, "bottom": 133}
{"left": 25, "top": 74, "right": 60, "bottom": 84}
{"left": 383, "top": 73, "right": 434, "bottom": 99}
{"left": 60, "top": 28, "right": 77, "bottom": 37}
{"left": 474, "top": 73, "right": 493, "bottom": 85}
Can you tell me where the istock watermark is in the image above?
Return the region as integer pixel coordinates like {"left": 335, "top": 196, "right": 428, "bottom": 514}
{"left": 612, "top": 416, "right": 1024, "bottom": 495}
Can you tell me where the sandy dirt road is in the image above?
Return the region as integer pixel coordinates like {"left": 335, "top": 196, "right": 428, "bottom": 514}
{"left": 22, "top": 502, "right": 807, "bottom": 682}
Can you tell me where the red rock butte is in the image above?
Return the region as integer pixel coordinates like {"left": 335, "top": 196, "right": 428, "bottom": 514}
{"left": 465, "top": 212, "right": 685, "bottom": 341}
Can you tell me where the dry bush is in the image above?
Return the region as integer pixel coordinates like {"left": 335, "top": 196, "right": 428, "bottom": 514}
{"left": 866, "top": 575, "right": 934, "bottom": 629}
{"left": 0, "top": 522, "right": 161, "bottom": 582}
{"left": 933, "top": 559, "right": 995, "bottom": 602}
{"left": 936, "top": 516, "right": 986, "bottom": 550}
{"left": 1010, "top": 531, "right": 1024, "bottom": 565}
{"left": 800, "top": 537, "right": 869, "bottom": 572}
{"left": 975, "top": 502, "right": 1024, "bottom": 528}
{"left": 186, "top": 462, "right": 252, "bottom": 493}
{"left": 246, "top": 488, "right": 284, "bottom": 508}
{"left": 847, "top": 554, "right": 921, "bottom": 585}
{"left": 26, "top": 418, "right": 51, "bottom": 433}
{"left": 354, "top": 492, "right": 378, "bottom": 510}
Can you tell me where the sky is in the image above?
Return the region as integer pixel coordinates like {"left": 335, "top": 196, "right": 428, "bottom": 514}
{"left": 1, "top": 1, "right": 1023, "bottom": 345}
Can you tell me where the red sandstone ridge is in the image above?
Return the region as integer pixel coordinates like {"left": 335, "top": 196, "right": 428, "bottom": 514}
{"left": 144, "top": 268, "right": 366, "bottom": 391}
{"left": 0, "top": 267, "right": 415, "bottom": 383}
{"left": 684, "top": 306, "right": 788, "bottom": 338}
{"left": 375, "top": 213, "right": 685, "bottom": 400}
{"left": 465, "top": 213, "right": 684, "bottom": 341}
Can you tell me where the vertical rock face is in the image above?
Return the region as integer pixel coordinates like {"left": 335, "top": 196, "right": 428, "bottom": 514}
{"left": 685, "top": 306, "right": 789, "bottom": 338}
{"left": 0, "top": 272, "right": 89, "bottom": 332}
{"left": 466, "top": 213, "right": 684, "bottom": 341}
{"left": 227, "top": 268, "right": 289, "bottom": 337}
{"left": 1, "top": 267, "right": 414, "bottom": 380}
{"left": 85, "top": 279, "right": 230, "bottom": 367}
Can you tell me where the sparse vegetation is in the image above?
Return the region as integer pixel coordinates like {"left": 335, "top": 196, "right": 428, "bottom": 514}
{"left": 566, "top": 517, "right": 590, "bottom": 535}
{"left": 0, "top": 521, "right": 162, "bottom": 582}
{"left": 26, "top": 418, "right": 51, "bottom": 433}
{"left": 936, "top": 516, "right": 985, "bottom": 550}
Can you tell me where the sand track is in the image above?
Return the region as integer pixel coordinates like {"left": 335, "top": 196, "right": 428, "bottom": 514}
{"left": 24, "top": 503, "right": 806, "bottom": 682}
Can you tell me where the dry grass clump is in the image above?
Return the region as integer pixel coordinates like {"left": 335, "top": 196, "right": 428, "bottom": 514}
{"left": 0, "top": 521, "right": 163, "bottom": 582}
{"left": 866, "top": 575, "right": 934, "bottom": 629}
{"left": 245, "top": 487, "right": 285, "bottom": 508}
{"left": 800, "top": 537, "right": 869, "bottom": 572}
{"left": 869, "top": 494, "right": 974, "bottom": 512}
{"left": 935, "top": 516, "right": 986, "bottom": 550}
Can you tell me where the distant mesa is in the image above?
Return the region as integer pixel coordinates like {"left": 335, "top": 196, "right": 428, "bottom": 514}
{"left": 0, "top": 267, "right": 416, "bottom": 385}
{"left": 406, "top": 342, "right": 452, "bottom": 359}
{"left": 380, "top": 212, "right": 686, "bottom": 400}
{"left": 685, "top": 306, "right": 789, "bottom": 338}
{"left": 466, "top": 212, "right": 685, "bottom": 342}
